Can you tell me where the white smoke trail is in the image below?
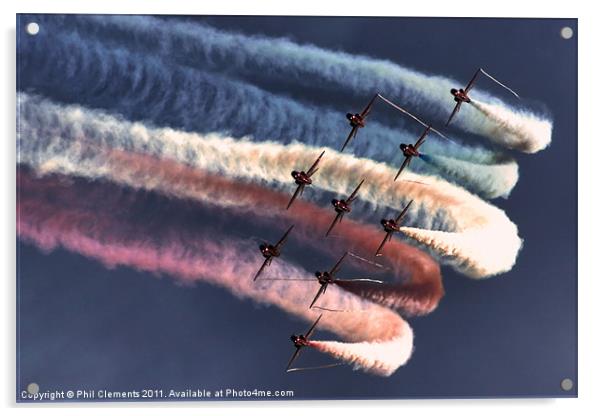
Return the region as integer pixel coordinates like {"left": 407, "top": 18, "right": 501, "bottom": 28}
{"left": 17, "top": 29, "right": 519, "bottom": 198}
{"left": 18, "top": 171, "right": 413, "bottom": 376}
{"left": 27, "top": 14, "right": 553, "bottom": 151}
{"left": 310, "top": 337, "right": 411, "bottom": 375}
{"left": 18, "top": 94, "right": 523, "bottom": 278}
{"left": 398, "top": 227, "right": 522, "bottom": 279}
{"left": 470, "top": 100, "right": 553, "bottom": 153}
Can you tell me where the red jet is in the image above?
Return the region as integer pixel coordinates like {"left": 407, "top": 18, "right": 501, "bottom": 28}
{"left": 341, "top": 94, "right": 379, "bottom": 151}
{"left": 287, "top": 150, "right": 325, "bottom": 210}
{"left": 325, "top": 179, "right": 364, "bottom": 237}
{"left": 446, "top": 68, "right": 520, "bottom": 126}
{"left": 309, "top": 252, "right": 348, "bottom": 309}
{"left": 286, "top": 314, "right": 322, "bottom": 371}
{"left": 395, "top": 126, "right": 430, "bottom": 180}
{"left": 375, "top": 200, "right": 414, "bottom": 256}
{"left": 253, "top": 225, "right": 294, "bottom": 281}
{"left": 309, "top": 252, "right": 385, "bottom": 309}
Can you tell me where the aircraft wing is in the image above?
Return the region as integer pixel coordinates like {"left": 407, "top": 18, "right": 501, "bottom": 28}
{"left": 335, "top": 278, "right": 385, "bottom": 284}
{"left": 286, "top": 347, "right": 302, "bottom": 372}
{"left": 253, "top": 257, "right": 271, "bottom": 281}
{"left": 375, "top": 232, "right": 392, "bottom": 256}
{"left": 325, "top": 212, "right": 344, "bottom": 237}
{"left": 305, "top": 314, "right": 323, "bottom": 338}
{"left": 330, "top": 252, "right": 348, "bottom": 276}
{"left": 274, "top": 225, "right": 294, "bottom": 250}
{"left": 445, "top": 101, "right": 463, "bottom": 126}
{"left": 396, "top": 199, "right": 414, "bottom": 223}
{"left": 286, "top": 184, "right": 304, "bottom": 210}
{"left": 414, "top": 126, "right": 431, "bottom": 149}
{"left": 309, "top": 285, "right": 327, "bottom": 309}
{"left": 378, "top": 94, "right": 430, "bottom": 128}
{"left": 360, "top": 93, "right": 379, "bottom": 117}
{"left": 464, "top": 68, "right": 482, "bottom": 93}
{"left": 341, "top": 126, "right": 358, "bottom": 151}
{"left": 480, "top": 68, "right": 520, "bottom": 98}
{"left": 286, "top": 362, "right": 344, "bottom": 372}
{"left": 307, "top": 150, "right": 325, "bottom": 177}
{"left": 346, "top": 179, "right": 364, "bottom": 203}
{"left": 394, "top": 156, "right": 412, "bottom": 181}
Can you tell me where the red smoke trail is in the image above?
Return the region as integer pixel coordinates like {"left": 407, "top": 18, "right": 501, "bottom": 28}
{"left": 17, "top": 168, "right": 415, "bottom": 375}
{"left": 19, "top": 152, "right": 443, "bottom": 316}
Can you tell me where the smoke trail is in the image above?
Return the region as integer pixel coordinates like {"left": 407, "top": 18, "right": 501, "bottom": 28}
{"left": 420, "top": 154, "right": 519, "bottom": 199}
{"left": 470, "top": 100, "right": 552, "bottom": 153}
{"left": 17, "top": 29, "right": 519, "bottom": 199}
{"left": 18, "top": 169, "right": 414, "bottom": 376}
{"left": 18, "top": 96, "right": 522, "bottom": 278}
{"left": 19, "top": 141, "right": 444, "bottom": 316}
{"left": 23, "top": 14, "right": 552, "bottom": 151}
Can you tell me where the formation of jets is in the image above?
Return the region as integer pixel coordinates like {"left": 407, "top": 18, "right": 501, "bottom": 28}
{"left": 248, "top": 67, "right": 519, "bottom": 372}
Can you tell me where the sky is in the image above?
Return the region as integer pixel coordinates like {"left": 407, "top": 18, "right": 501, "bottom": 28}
{"left": 16, "top": 14, "right": 577, "bottom": 400}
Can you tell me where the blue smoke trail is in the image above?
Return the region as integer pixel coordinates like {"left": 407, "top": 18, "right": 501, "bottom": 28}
{"left": 17, "top": 24, "right": 516, "bottom": 198}
{"left": 22, "top": 14, "right": 552, "bottom": 152}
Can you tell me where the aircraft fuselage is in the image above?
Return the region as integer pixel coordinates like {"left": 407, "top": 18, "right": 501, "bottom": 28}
{"left": 451, "top": 88, "right": 471, "bottom": 103}
{"left": 381, "top": 219, "right": 400, "bottom": 233}
{"left": 291, "top": 170, "right": 312, "bottom": 186}
{"left": 290, "top": 335, "right": 309, "bottom": 348}
{"left": 346, "top": 113, "right": 365, "bottom": 128}
{"left": 260, "top": 244, "right": 280, "bottom": 258}
{"left": 332, "top": 199, "right": 351, "bottom": 213}
{"left": 400, "top": 144, "right": 420, "bottom": 158}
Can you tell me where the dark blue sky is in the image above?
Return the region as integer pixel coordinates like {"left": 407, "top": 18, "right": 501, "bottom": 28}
{"left": 17, "top": 15, "right": 577, "bottom": 400}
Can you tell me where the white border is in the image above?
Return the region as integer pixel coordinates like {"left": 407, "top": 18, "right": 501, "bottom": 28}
{"left": 2, "top": 1, "right": 599, "bottom": 415}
